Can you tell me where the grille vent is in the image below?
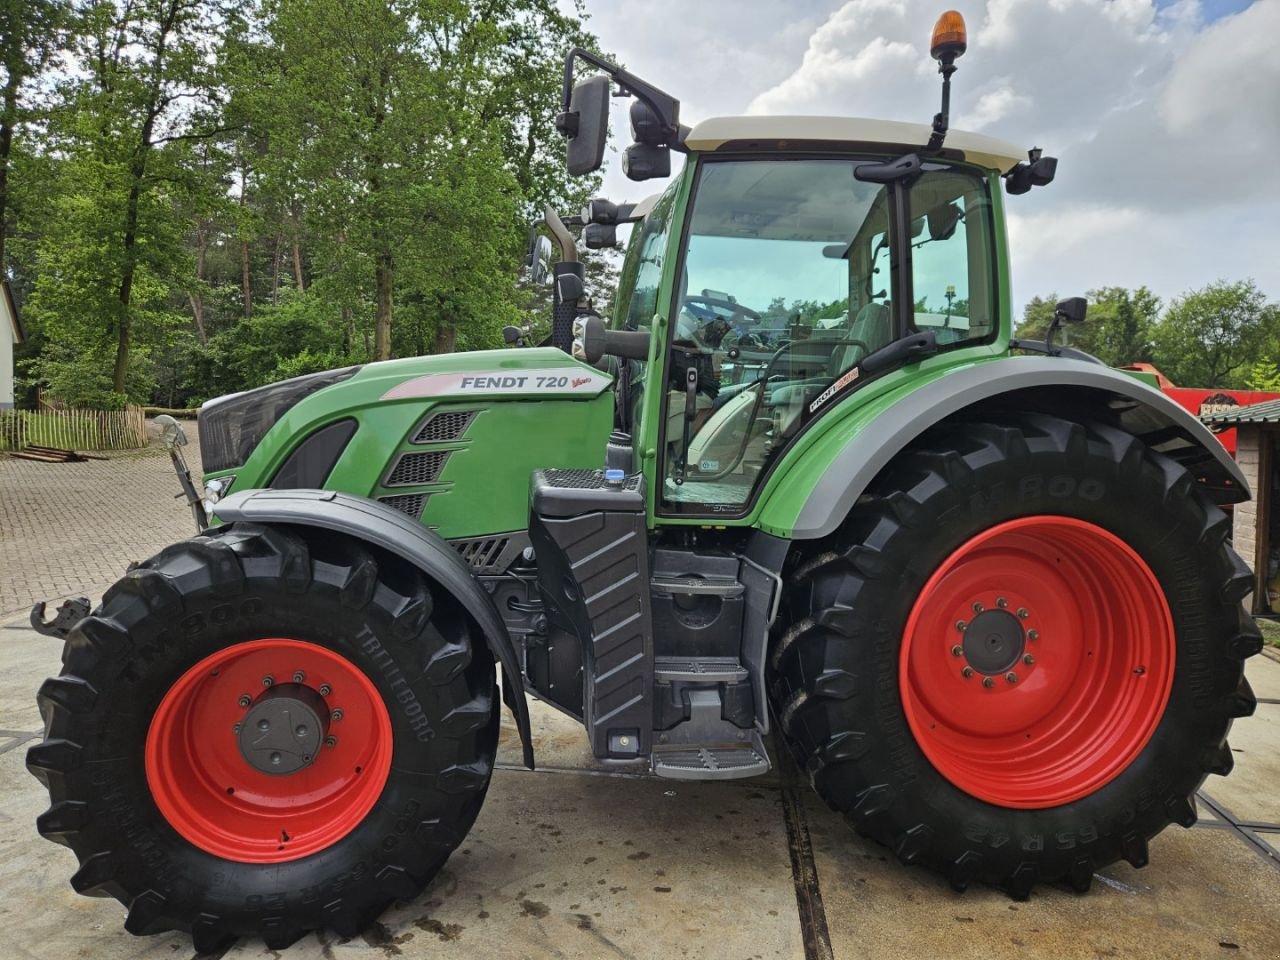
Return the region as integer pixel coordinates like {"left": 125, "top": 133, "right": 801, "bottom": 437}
{"left": 449, "top": 533, "right": 531, "bottom": 574}
{"left": 386, "top": 451, "right": 450, "bottom": 486}
{"left": 412, "top": 410, "right": 475, "bottom": 444}
{"left": 542, "top": 468, "right": 642, "bottom": 491}
{"left": 379, "top": 493, "right": 427, "bottom": 518}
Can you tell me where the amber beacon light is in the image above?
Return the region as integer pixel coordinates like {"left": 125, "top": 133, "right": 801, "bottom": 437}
{"left": 930, "top": 10, "right": 968, "bottom": 64}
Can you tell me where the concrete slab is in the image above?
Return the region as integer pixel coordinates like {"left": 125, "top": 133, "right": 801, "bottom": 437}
{"left": 804, "top": 791, "right": 1280, "bottom": 960}
{"left": 0, "top": 617, "right": 62, "bottom": 733}
{"left": 1246, "top": 651, "right": 1280, "bottom": 701}
{"left": 1206, "top": 702, "right": 1280, "bottom": 825}
{"left": 3, "top": 742, "right": 803, "bottom": 960}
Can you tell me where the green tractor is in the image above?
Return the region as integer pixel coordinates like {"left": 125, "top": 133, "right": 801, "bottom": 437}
{"left": 28, "top": 11, "right": 1261, "bottom": 951}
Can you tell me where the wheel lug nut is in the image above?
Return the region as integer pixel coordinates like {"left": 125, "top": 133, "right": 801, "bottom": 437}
{"left": 982, "top": 676, "right": 995, "bottom": 688}
{"left": 325, "top": 735, "right": 338, "bottom": 748}
{"left": 319, "top": 684, "right": 332, "bottom": 697}
{"left": 1017, "top": 608, "right": 1029, "bottom": 619}
{"left": 331, "top": 708, "right": 344, "bottom": 721}
{"left": 996, "top": 597, "right": 1008, "bottom": 608}
{"left": 955, "top": 620, "right": 967, "bottom": 632}
{"left": 972, "top": 602, "right": 984, "bottom": 613}
{"left": 262, "top": 675, "right": 274, "bottom": 688}
{"left": 293, "top": 670, "right": 305, "bottom": 683}
{"left": 232, "top": 722, "right": 241, "bottom": 733}
{"left": 238, "top": 694, "right": 251, "bottom": 708}
{"left": 1023, "top": 654, "right": 1035, "bottom": 665}
{"left": 1027, "top": 629, "right": 1039, "bottom": 641}
{"left": 961, "top": 666, "right": 974, "bottom": 678}
{"left": 1006, "top": 672, "right": 1018, "bottom": 684}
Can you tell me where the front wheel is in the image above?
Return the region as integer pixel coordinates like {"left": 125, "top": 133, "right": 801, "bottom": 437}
{"left": 27, "top": 524, "right": 498, "bottom": 951}
{"left": 770, "top": 411, "right": 1261, "bottom": 896}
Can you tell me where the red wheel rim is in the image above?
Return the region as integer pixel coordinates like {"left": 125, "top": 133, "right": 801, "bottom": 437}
{"left": 900, "top": 516, "right": 1175, "bottom": 809}
{"left": 146, "top": 638, "right": 393, "bottom": 863}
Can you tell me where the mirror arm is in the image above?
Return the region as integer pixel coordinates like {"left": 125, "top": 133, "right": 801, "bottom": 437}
{"left": 560, "top": 47, "right": 684, "bottom": 148}
{"left": 544, "top": 204, "right": 577, "bottom": 264}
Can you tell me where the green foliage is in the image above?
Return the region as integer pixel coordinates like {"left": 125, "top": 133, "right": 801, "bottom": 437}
{"left": 1152, "top": 280, "right": 1280, "bottom": 388}
{"left": 5, "top": 0, "right": 601, "bottom": 409}
{"left": 1015, "top": 287, "right": 1160, "bottom": 367}
{"left": 1247, "top": 358, "right": 1280, "bottom": 392}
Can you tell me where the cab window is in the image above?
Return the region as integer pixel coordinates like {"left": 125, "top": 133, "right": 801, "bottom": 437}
{"left": 661, "top": 159, "right": 996, "bottom": 514}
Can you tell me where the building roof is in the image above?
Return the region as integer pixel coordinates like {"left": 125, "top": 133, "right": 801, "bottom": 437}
{"left": 682, "top": 116, "right": 1027, "bottom": 173}
{"left": 1202, "top": 397, "right": 1280, "bottom": 425}
{"left": 0, "top": 280, "right": 22, "bottom": 344}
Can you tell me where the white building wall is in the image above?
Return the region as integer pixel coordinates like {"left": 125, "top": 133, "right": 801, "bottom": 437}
{"left": 0, "top": 321, "right": 13, "bottom": 409}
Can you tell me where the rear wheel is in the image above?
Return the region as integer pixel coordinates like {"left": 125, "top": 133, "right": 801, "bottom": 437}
{"left": 27, "top": 523, "right": 498, "bottom": 951}
{"left": 770, "top": 411, "right": 1261, "bottom": 896}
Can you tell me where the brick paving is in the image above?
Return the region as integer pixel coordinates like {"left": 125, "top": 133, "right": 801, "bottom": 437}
{"left": 0, "top": 435, "right": 204, "bottom": 617}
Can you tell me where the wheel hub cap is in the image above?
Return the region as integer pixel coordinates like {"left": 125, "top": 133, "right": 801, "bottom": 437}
{"left": 962, "top": 609, "right": 1025, "bottom": 675}
{"left": 237, "top": 683, "right": 330, "bottom": 775}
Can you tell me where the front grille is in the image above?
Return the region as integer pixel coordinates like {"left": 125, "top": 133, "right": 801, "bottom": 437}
{"left": 385, "top": 451, "right": 450, "bottom": 486}
{"left": 412, "top": 410, "right": 475, "bottom": 444}
{"left": 379, "top": 493, "right": 428, "bottom": 518}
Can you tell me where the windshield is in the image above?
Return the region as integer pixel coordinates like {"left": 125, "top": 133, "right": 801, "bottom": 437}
{"left": 662, "top": 157, "right": 996, "bottom": 513}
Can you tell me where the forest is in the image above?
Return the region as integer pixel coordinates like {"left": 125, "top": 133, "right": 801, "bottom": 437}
{"left": 3, "top": 1, "right": 1278, "bottom": 413}
{"left": 3, "top": 0, "right": 601, "bottom": 410}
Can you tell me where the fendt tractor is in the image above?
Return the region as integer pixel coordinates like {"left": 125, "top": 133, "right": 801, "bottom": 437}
{"left": 26, "top": 12, "right": 1262, "bottom": 951}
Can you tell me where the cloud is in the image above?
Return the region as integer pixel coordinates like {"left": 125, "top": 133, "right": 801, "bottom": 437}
{"left": 579, "top": 0, "right": 1279, "bottom": 310}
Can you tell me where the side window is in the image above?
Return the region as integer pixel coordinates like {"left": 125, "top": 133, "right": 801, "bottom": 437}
{"left": 612, "top": 186, "right": 677, "bottom": 435}
{"left": 907, "top": 170, "right": 996, "bottom": 345}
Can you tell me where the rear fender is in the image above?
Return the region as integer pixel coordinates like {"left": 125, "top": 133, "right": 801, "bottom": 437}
{"left": 786, "top": 357, "right": 1249, "bottom": 540}
{"left": 213, "top": 488, "right": 534, "bottom": 768}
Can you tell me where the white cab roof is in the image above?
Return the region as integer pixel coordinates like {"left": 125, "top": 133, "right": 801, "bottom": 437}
{"left": 684, "top": 116, "right": 1025, "bottom": 173}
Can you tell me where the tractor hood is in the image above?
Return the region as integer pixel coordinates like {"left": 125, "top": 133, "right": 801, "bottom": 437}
{"left": 197, "top": 348, "right": 617, "bottom": 540}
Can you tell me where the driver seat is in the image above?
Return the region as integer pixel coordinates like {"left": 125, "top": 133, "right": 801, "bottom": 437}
{"left": 831, "top": 301, "right": 890, "bottom": 374}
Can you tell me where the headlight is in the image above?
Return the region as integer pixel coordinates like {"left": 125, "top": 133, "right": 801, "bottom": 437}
{"left": 203, "top": 475, "right": 235, "bottom": 504}
{"left": 197, "top": 366, "right": 361, "bottom": 474}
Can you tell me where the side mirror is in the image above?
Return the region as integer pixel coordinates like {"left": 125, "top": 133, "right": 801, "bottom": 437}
{"left": 584, "top": 223, "right": 618, "bottom": 249}
{"left": 1006, "top": 155, "right": 1058, "bottom": 195}
{"left": 561, "top": 74, "right": 611, "bottom": 176}
{"left": 502, "top": 325, "right": 525, "bottom": 346}
{"left": 524, "top": 234, "right": 554, "bottom": 285}
{"left": 1054, "top": 296, "right": 1087, "bottom": 325}
{"left": 926, "top": 202, "right": 961, "bottom": 242}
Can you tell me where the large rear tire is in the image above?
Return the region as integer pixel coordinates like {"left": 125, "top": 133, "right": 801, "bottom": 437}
{"left": 27, "top": 523, "right": 498, "bottom": 951}
{"left": 770, "top": 411, "right": 1261, "bottom": 897}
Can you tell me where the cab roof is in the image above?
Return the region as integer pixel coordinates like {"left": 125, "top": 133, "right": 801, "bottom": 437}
{"left": 683, "top": 116, "right": 1025, "bottom": 174}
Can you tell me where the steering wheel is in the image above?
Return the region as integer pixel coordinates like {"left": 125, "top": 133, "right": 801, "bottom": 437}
{"left": 681, "top": 294, "right": 762, "bottom": 321}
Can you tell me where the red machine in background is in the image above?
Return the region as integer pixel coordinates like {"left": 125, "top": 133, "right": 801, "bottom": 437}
{"left": 1122, "top": 363, "right": 1280, "bottom": 457}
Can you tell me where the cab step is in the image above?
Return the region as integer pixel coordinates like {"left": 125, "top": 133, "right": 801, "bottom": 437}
{"left": 652, "top": 733, "right": 770, "bottom": 781}
{"left": 653, "top": 656, "right": 748, "bottom": 683}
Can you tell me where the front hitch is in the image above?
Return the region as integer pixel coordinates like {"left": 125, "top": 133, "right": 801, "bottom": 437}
{"left": 30, "top": 596, "right": 90, "bottom": 640}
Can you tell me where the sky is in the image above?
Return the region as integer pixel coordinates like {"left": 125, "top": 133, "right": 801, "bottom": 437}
{"left": 569, "top": 0, "right": 1279, "bottom": 316}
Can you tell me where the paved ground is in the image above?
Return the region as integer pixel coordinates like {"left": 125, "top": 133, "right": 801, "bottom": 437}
{"left": 2, "top": 445, "right": 1279, "bottom": 959}
{"left": 0, "top": 436, "right": 203, "bottom": 618}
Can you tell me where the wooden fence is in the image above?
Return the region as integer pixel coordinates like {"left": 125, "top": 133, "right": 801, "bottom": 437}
{"left": 0, "top": 404, "right": 148, "bottom": 451}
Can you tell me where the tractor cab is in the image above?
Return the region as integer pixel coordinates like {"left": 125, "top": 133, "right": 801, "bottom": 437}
{"left": 599, "top": 127, "right": 1010, "bottom": 516}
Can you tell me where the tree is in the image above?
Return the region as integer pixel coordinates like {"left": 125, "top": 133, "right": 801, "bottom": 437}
{"left": 1152, "top": 280, "right": 1280, "bottom": 388}
{"left": 0, "top": 0, "right": 68, "bottom": 271}
{"left": 1015, "top": 287, "right": 1160, "bottom": 367}
{"left": 28, "top": 0, "right": 234, "bottom": 403}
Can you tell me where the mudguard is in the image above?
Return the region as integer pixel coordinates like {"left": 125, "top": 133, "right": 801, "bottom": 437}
{"left": 789, "top": 356, "right": 1249, "bottom": 540}
{"left": 213, "top": 488, "right": 535, "bottom": 768}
